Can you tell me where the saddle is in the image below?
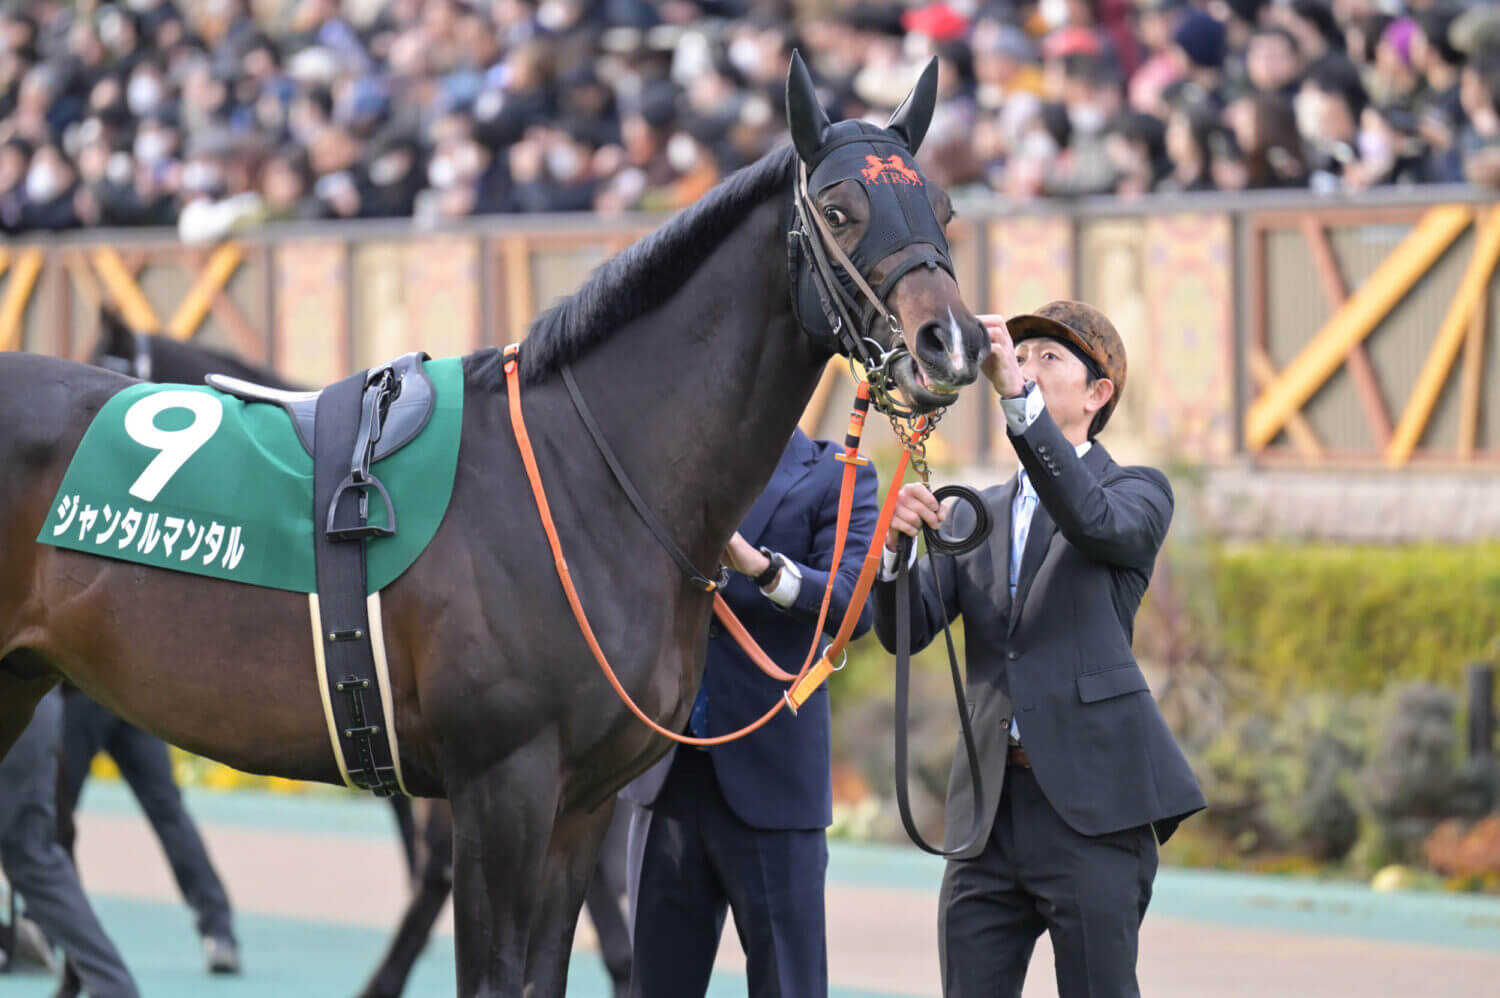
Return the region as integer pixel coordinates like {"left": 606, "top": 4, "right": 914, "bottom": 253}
{"left": 207, "top": 351, "right": 434, "bottom": 463}
{"left": 206, "top": 353, "right": 436, "bottom": 798}
{"left": 210, "top": 353, "right": 434, "bottom": 540}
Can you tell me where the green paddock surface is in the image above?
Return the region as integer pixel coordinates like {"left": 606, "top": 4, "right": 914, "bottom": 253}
{"left": 6, "top": 782, "right": 1500, "bottom": 997}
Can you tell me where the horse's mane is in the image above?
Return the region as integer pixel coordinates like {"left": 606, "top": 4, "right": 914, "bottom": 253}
{"left": 469, "top": 145, "right": 798, "bottom": 390}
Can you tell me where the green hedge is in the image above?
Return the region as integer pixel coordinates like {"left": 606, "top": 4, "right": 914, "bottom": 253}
{"left": 833, "top": 541, "right": 1500, "bottom": 708}
{"left": 1212, "top": 543, "right": 1500, "bottom": 696}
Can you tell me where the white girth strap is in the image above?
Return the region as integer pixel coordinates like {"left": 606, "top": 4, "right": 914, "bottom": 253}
{"left": 306, "top": 591, "right": 410, "bottom": 796}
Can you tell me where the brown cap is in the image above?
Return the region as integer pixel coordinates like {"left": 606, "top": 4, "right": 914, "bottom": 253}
{"left": 1007, "top": 300, "right": 1126, "bottom": 433}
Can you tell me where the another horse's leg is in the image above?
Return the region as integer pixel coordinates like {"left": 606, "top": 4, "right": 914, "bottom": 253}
{"left": 523, "top": 800, "right": 620, "bottom": 998}
{"left": 389, "top": 795, "right": 419, "bottom": 881}
{"left": 447, "top": 733, "right": 562, "bottom": 998}
{"left": 581, "top": 805, "right": 634, "bottom": 995}
{"left": 354, "top": 801, "right": 455, "bottom": 998}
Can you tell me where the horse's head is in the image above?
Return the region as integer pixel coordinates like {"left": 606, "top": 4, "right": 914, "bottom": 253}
{"left": 88, "top": 307, "right": 153, "bottom": 380}
{"left": 785, "top": 51, "right": 988, "bottom": 413}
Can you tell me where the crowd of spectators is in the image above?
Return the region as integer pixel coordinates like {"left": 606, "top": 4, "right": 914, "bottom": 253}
{"left": 2, "top": 0, "right": 1500, "bottom": 240}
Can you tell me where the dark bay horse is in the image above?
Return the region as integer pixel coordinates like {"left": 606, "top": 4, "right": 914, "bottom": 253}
{"left": 86, "top": 311, "right": 635, "bottom": 998}
{"left": 0, "top": 55, "right": 988, "bottom": 995}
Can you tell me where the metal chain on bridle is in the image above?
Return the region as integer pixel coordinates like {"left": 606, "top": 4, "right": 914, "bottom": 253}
{"left": 886, "top": 405, "right": 942, "bottom": 483}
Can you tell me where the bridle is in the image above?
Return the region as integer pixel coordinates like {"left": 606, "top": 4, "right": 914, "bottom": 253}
{"left": 786, "top": 144, "right": 956, "bottom": 420}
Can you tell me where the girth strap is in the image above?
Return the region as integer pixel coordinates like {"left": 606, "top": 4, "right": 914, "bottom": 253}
{"left": 311, "top": 367, "right": 406, "bottom": 797}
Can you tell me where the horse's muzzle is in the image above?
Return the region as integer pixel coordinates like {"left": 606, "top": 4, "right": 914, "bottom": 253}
{"left": 911, "top": 315, "right": 986, "bottom": 393}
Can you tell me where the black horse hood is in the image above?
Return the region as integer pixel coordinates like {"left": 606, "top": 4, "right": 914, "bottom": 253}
{"left": 805, "top": 121, "right": 950, "bottom": 279}
{"left": 784, "top": 51, "right": 951, "bottom": 290}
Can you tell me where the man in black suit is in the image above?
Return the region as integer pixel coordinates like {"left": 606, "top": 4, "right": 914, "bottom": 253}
{"left": 874, "top": 301, "right": 1205, "bottom": 998}
{"left": 54, "top": 687, "right": 240, "bottom": 986}
{"left": 0, "top": 690, "right": 138, "bottom": 998}
{"left": 622, "top": 426, "right": 878, "bottom": 998}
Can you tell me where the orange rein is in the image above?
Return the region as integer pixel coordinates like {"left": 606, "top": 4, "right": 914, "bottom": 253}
{"left": 503, "top": 344, "right": 925, "bottom": 746}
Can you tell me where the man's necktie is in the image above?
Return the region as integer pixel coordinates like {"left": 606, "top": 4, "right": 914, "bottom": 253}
{"left": 1010, "top": 470, "right": 1036, "bottom": 599}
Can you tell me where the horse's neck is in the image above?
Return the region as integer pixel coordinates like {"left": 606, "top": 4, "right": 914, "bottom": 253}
{"left": 572, "top": 196, "right": 827, "bottom": 568}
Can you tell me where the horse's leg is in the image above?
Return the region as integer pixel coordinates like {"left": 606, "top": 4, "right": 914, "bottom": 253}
{"left": 447, "top": 732, "right": 562, "bottom": 998}
{"left": 354, "top": 802, "right": 455, "bottom": 998}
{"left": 0, "top": 652, "right": 58, "bottom": 762}
{"left": 524, "top": 800, "right": 620, "bottom": 998}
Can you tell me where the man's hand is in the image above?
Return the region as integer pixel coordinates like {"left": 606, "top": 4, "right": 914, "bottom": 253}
{"left": 722, "top": 532, "right": 772, "bottom": 580}
{"left": 978, "top": 313, "right": 1025, "bottom": 398}
{"left": 886, "top": 483, "right": 944, "bottom": 551}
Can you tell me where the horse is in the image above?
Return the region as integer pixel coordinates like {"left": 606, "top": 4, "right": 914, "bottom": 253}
{"left": 86, "top": 311, "right": 636, "bottom": 998}
{"left": 0, "top": 54, "right": 988, "bottom": 995}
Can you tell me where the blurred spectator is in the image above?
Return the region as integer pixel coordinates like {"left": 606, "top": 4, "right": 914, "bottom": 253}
{"left": 1105, "top": 109, "right": 1168, "bottom": 196}
{"left": 1040, "top": 52, "right": 1124, "bottom": 196}
{"left": 1159, "top": 97, "right": 1220, "bottom": 193}
{"left": 1211, "top": 0, "right": 1266, "bottom": 60}
{"left": 1229, "top": 91, "right": 1310, "bottom": 188}
{"left": 1299, "top": 54, "right": 1368, "bottom": 191}
{"left": 1272, "top": 1, "right": 1344, "bottom": 64}
{"left": 1344, "top": 11, "right": 1394, "bottom": 76}
{"left": 1346, "top": 103, "right": 1429, "bottom": 188}
{"left": 1414, "top": 5, "right": 1465, "bottom": 171}
{"left": 5, "top": 0, "right": 1500, "bottom": 235}
{"left": 0, "top": 135, "right": 32, "bottom": 231}
{"left": 1371, "top": 17, "right": 1424, "bottom": 108}
{"left": 258, "top": 144, "right": 320, "bottom": 221}
{"left": 22, "top": 142, "right": 81, "bottom": 230}
{"left": 1129, "top": 0, "right": 1188, "bottom": 117}
{"left": 1246, "top": 27, "right": 1304, "bottom": 98}
{"left": 1171, "top": 10, "right": 1229, "bottom": 108}
{"left": 1459, "top": 46, "right": 1500, "bottom": 188}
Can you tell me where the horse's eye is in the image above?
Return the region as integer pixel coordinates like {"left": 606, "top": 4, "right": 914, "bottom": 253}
{"left": 823, "top": 205, "right": 849, "bottom": 227}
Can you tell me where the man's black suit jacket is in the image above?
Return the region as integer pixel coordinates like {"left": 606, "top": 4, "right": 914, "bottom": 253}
{"left": 872, "top": 408, "right": 1205, "bottom": 858}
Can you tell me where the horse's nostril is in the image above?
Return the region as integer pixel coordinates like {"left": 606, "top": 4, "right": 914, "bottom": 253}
{"left": 914, "top": 321, "right": 947, "bottom": 358}
{"left": 914, "top": 319, "right": 967, "bottom": 372}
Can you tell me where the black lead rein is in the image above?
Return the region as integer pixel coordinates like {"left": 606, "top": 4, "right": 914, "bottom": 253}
{"left": 893, "top": 483, "right": 993, "bottom": 858}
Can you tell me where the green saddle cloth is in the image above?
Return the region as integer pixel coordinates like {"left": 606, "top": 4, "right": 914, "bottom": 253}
{"left": 37, "top": 358, "right": 463, "bottom": 594}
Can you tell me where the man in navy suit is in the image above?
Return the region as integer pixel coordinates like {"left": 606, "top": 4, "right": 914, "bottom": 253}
{"left": 622, "top": 426, "right": 878, "bottom": 998}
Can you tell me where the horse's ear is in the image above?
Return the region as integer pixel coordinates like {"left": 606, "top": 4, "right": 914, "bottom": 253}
{"left": 885, "top": 57, "right": 940, "bottom": 154}
{"left": 785, "top": 49, "right": 830, "bottom": 164}
{"left": 99, "top": 306, "right": 133, "bottom": 351}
